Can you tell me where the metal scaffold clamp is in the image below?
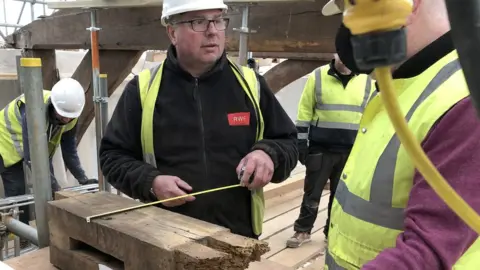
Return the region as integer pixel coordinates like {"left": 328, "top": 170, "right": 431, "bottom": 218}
{"left": 86, "top": 26, "right": 101, "bottom": 32}
{"left": 233, "top": 5, "right": 257, "bottom": 66}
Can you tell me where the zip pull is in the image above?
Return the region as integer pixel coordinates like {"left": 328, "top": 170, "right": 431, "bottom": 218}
{"left": 193, "top": 78, "right": 199, "bottom": 100}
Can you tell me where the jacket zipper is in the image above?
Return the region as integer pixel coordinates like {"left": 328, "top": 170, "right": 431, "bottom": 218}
{"left": 193, "top": 78, "right": 209, "bottom": 180}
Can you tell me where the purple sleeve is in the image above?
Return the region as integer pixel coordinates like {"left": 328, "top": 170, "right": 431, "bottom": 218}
{"left": 362, "top": 97, "right": 480, "bottom": 270}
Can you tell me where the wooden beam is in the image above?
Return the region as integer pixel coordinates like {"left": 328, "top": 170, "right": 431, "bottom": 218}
{"left": 48, "top": 192, "right": 270, "bottom": 270}
{"left": 47, "top": 0, "right": 315, "bottom": 9}
{"left": 72, "top": 50, "right": 143, "bottom": 144}
{"left": 6, "top": 3, "right": 341, "bottom": 53}
{"left": 264, "top": 59, "right": 328, "bottom": 94}
{"left": 228, "top": 52, "right": 334, "bottom": 61}
{"left": 22, "top": 49, "right": 60, "bottom": 90}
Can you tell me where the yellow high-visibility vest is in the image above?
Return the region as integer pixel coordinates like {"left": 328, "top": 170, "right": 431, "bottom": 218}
{"left": 0, "top": 90, "right": 77, "bottom": 168}
{"left": 325, "top": 50, "right": 480, "bottom": 269}
{"left": 137, "top": 59, "right": 266, "bottom": 235}
{"left": 296, "top": 64, "right": 373, "bottom": 140}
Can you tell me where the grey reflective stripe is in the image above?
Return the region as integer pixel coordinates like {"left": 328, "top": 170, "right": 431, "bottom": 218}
{"left": 3, "top": 99, "right": 24, "bottom": 157}
{"left": 298, "top": 133, "right": 308, "bottom": 140}
{"left": 232, "top": 61, "right": 261, "bottom": 102}
{"left": 325, "top": 250, "right": 346, "bottom": 270}
{"left": 369, "top": 89, "right": 378, "bottom": 103}
{"left": 315, "top": 69, "right": 372, "bottom": 113}
{"left": 360, "top": 78, "right": 372, "bottom": 109}
{"left": 335, "top": 180, "right": 405, "bottom": 230}
{"left": 334, "top": 59, "right": 462, "bottom": 230}
{"left": 143, "top": 64, "right": 162, "bottom": 168}
{"left": 315, "top": 103, "right": 365, "bottom": 112}
{"left": 295, "top": 120, "right": 310, "bottom": 127}
{"left": 147, "top": 63, "right": 162, "bottom": 92}
{"left": 311, "top": 120, "right": 359, "bottom": 131}
{"left": 144, "top": 153, "right": 157, "bottom": 167}
{"left": 314, "top": 68, "right": 323, "bottom": 104}
{"left": 369, "top": 59, "right": 462, "bottom": 205}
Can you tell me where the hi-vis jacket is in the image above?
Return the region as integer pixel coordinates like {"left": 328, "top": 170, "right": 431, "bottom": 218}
{"left": 139, "top": 59, "right": 266, "bottom": 236}
{"left": 99, "top": 46, "right": 298, "bottom": 238}
{"left": 296, "top": 64, "right": 373, "bottom": 152}
{"left": 325, "top": 51, "right": 480, "bottom": 269}
{"left": 0, "top": 90, "right": 77, "bottom": 169}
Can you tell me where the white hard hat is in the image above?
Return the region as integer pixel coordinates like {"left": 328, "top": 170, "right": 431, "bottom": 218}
{"left": 322, "top": 0, "right": 342, "bottom": 16}
{"left": 161, "top": 0, "right": 228, "bottom": 26}
{"left": 50, "top": 78, "right": 85, "bottom": 118}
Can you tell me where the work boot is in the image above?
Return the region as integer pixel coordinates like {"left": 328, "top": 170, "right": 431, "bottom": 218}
{"left": 19, "top": 238, "right": 30, "bottom": 249}
{"left": 286, "top": 232, "right": 311, "bottom": 248}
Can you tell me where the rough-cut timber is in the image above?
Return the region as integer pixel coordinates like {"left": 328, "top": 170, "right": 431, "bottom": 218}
{"left": 22, "top": 49, "right": 60, "bottom": 90}
{"left": 5, "top": 2, "right": 341, "bottom": 56}
{"left": 264, "top": 59, "right": 329, "bottom": 94}
{"left": 71, "top": 50, "right": 143, "bottom": 143}
{"left": 48, "top": 192, "right": 270, "bottom": 270}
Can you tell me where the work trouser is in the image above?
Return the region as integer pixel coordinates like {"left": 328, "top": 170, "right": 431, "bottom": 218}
{"left": 0, "top": 161, "right": 60, "bottom": 226}
{"left": 293, "top": 151, "right": 349, "bottom": 236}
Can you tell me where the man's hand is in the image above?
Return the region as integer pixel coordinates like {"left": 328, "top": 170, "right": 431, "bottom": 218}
{"left": 236, "top": 150, "right": 274, "bottom": 190}
{"left": 151, "top": 175, "right": 195, "bottom": 207}
{"left": 78, "top": 178, "right": 98, "bottom": 185}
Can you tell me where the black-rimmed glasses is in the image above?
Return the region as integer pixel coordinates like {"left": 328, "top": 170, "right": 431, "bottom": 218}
{"left": 173, "top": 18, "right": 230, "bottom": 32}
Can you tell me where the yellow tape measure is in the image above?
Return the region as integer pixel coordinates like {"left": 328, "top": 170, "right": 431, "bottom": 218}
{"left": 85, "top": 183, "right": 242, "bottom": 222}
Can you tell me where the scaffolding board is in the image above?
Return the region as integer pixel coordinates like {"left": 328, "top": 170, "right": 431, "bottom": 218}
{"left": 48, "top": 0, "right": 313, "bottom": 9}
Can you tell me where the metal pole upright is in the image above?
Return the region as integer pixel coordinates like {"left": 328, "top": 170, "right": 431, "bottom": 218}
{"left": 237, "top": 5, "right": 249, "bottom": 66}
{"left": 18, "top": 57, "right": 51, "bottom": 248}
{"left": 95, "top": 74, "right": 110, "bottom": 192}
{"left": 87, "top": 9, "right": 105, "bottom": 191}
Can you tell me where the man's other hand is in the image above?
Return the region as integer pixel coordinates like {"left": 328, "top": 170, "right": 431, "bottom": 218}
{"left": 151, "top": 175, "right": 196, "bottom": 207}
{"left": 236, "top": 150, "right": 274, "bottom": 190}
{"left": 78, "top": 178, "right": 98, "bottom": 185}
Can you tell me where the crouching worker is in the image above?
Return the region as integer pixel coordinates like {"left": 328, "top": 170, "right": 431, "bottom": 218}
{"left": 0, "top": 78, "right": 97, "bottom": 247}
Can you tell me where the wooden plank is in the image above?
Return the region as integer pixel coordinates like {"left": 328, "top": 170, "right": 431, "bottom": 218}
{"left": 48, "top": 192, "right": 269, "bottom": 270}
{"left": 71, "top": 50, "right": 143, "bottom": 143}
{"left": 4, "top": 248, "right": 57, "bottom": 270}
{"left": 302, "top": 256, "right": 326, "bottom": 270}
{"left": 261, "top": 190, "right": 329, "bottom": 241}
{"left": 264, "top": 188, "right": 304, "bottom": 222}
{"left": 262, "top": 196, "right": 329, "bottom": 259}
{"left": 54, "top": 190, "right": 84, "bottom": 200}
{"left": 263, "top": 173, "right": 305, "bottom": 201}
{"left": 247, "top": 258, "right": 294, "bottom": 270}
{"left": 5, "top": 4, "right": 341, "bottom": 53}
{"left": 268, "top": 229, "right": 326, "bottom": 268}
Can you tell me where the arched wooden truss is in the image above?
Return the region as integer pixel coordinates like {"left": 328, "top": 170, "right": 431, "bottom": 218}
{"left": 5, "top": 1, "right": 341, "bottom": 142}
{"left": 264, "top": 59, "right": 330, "bottom": 94}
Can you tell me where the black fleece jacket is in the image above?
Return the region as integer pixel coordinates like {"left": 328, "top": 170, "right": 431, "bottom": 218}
{"left": 99, "top": 46, "right": 298, "bottom": 238}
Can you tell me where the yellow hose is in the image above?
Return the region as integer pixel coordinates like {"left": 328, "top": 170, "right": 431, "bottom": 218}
{"left": 374, "top": 67, "right": 480, "bottom": 234}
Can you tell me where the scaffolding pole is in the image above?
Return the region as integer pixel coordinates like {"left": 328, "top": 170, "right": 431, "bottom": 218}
{"left": 17, "top": 57, "right": 51, "bottom": 248}
{"left": 3, "top": 216, "right": 38, "bottom": 247}
{"left": 87, "top": 9, "right": 106, "bottom": 191}
{"left": 234, "top": 5, "right": 255, "bottom": 66}
{"left": 94, "top": 74, "right": 110, "bottom": 192}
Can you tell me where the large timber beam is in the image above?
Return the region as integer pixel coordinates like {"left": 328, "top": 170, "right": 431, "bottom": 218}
{"left": 72, "top": 50, "right": 143, "bottom": 143}
{"left": 264, "top": 59, "right": 329, "bottom": 93}
{"left": 5, "top": 2, "right": 341, "bottom": 55}
{"left": 22, "top": 49, "right": 60, "bottom": 90}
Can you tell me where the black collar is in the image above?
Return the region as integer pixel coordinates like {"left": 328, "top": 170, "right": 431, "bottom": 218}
{"left": 328, "top": 59, "right": 356, "bottom": 88}
{"left": 393, "top": 32, "right": 455, "bottom": 79}
{"left": 164, "top": 44, "right": 228, "bottom": 80}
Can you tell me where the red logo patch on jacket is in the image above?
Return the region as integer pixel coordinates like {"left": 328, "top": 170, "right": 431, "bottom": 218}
{"left": 228, "top": 112, "right": 250, "bottom": 126}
